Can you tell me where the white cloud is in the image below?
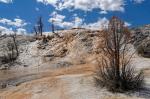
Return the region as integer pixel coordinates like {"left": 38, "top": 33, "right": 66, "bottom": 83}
{"left": 75, "top": 0, "right": 124, "bottom": 12}
{"left": 0, "top": 26, "right": 27, "bottom": 35}
{"left": 37, "top": 0, "right": 57, "bottom": 5}
{"left": 83, "top": 17, "right": 109, "bottom": 30}
{"left": 0, "top": 0, "right": 12, "bottom": 3}
{"left": 48, "top": 12, "right": 84, "bottom": 29}
{"left": 49, "top": 12, "right": 72, "bottom": 28}
{"left": 59, "top": 22, "right": 74, "bottom": 28}
{"left": 60, "top": 16, "right": 83, "bottom": 28}
{"left": 16, "top": 28, "right": 27, "bottom": 35}
{"left": 83, "top": 18, "right": 131, "bottom": 30}
{"left": 48, "top": 12, "right": 131, "bottom": 30}
{"left": 35, "top": 7, "right": 40, "bottom": 11}
{"left": 124, "top": 22, "right": 131, "bottom": 27}
{"left": 0, "top": 18, "right": 27, "bottom": 35}
{"left": 13, "top": 18, "right": 27, "bottom": 27}
{"left": 74, "top": 17, "right": 83, "bottom": 27}
{"left": 100, "top": 10, "right": 108, "bottom": 14}
{"left": 49, "top": 11, "right": 66, "bottom": 23}
{"left": 0, "top": 26, "right": 7, "bottom": 31}
{"left": 0, "top": 26, "right": 13, "bottom": 35}
{"left": 37, "top": 0, "right": 125, "bottom": 12}
{"left": 132, "top": 0, "right": 145, "bottom": 3}
{"left": 48, "top": 12, "right": 110, "bottom": 30}
{"left": 0, "top": 18, "right": 27, "bottom": 27}
{"left": 0, "top": 26, "right": 8, "bottom": 34}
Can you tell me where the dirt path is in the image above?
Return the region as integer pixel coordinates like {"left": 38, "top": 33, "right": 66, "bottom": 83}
{"left": 0, "top": 64, "right": 95, "bottom": 99}
{"left": 0, "top": 63, "right": 95, "bottom": 86}
{"left": 0, "top": 63, "right": 148, "bottom": 99}
{"left": 0, "top": 57, "right": 149, "bottom": 99}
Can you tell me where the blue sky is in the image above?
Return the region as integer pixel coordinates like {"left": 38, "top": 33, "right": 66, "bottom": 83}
{"left": 0, "top": 0, "right": 150, "bottom": 34}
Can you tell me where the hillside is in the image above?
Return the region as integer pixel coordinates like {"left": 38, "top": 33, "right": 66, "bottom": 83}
{"left": 0, "top": 28, "right": 149, "bottom": 99}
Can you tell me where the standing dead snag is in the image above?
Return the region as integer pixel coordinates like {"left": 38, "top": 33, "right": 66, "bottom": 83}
{"left": 51, "top": 19, "right": 55, "bottom": 33}
{"left": 34, "top": 16, "right": 44, "bottom": 36}
{"left": 10, "top": 32, "right": 19, "bottom": 57}
{"left": 95, "top": 16, "right": 144, "bottom": 92}
{"left": 38, "top": 16, "right": 43, "bottom": 36}
{"left": 34, "top": 26, "right": 38, "bottom": 36}
{"left": 50, "top": 13, "right": 61, "bottom": 38}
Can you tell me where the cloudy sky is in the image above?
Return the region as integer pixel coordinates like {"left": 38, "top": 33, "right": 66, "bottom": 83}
{"left": 0, "top": 0, "right": 149, "bottom": 34}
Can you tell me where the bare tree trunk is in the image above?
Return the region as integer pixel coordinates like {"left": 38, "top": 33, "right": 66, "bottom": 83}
{"left": 12, "top": 34, "right": 19, "bottom": 56}
{"left": 38, "top": 17, "right": 43, "bottom": 36}
{"left": 34, "top": 16, "right": 44, "bottom": 37}
{"left": 51, "top": 20, "right": 55, "bottom": 33}
{"left": 34, "top": 26, "right": 38, "bottom": 36}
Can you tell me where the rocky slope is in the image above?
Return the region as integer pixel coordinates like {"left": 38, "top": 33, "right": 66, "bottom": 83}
{"left": 0, "top": 28, "right": 149, "bottom": 99}
{"left": 131, "top": 24, "right": 150, "bottom": 46}
{"left": 131, "top": 24, "right": 150, "bottom": 57}
{"left": 0, "top": 29, "right": 102, "bottom": 86}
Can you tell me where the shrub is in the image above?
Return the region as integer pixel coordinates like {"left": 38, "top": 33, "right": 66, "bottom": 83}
{"left": 95, "top": 60, "right": 144, "bottom": 92}
{"left": 95, "top": 16, "right": 144, "bottom": 92}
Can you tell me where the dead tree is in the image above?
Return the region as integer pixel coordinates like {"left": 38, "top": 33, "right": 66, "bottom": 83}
{"left": 10, "top": 32, "right": 19, "bottom": 57}
{"left": 38, "top": 16, "right": 43, "bottom": 36}
{"left": 34, "top": 16, "right": 44, "bottom": 36}
{"left": 51, "top": 19, "right": 55, "bottom": 33}
{"left": 95, "top": 16, "right": 144, "bottom": 92}
{"left": 50, "top": 14, "right": 61, "bottom": 38}
{"left": 34, "top": 26, "right": 38, "bottom": 36}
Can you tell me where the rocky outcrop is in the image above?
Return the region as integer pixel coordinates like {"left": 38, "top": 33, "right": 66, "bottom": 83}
{"left": 131, "top": 24, "right": 150, "bottom": 57}
{"left": 38, "top": 29, "right": 102, "bottom": 67}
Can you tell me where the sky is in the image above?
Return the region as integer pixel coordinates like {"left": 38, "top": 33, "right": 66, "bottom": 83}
{"left": 0, "top": 0, "right": 150, "bottom": 34}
